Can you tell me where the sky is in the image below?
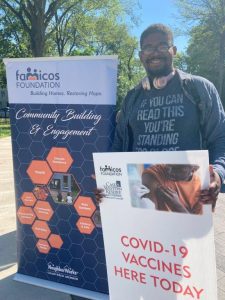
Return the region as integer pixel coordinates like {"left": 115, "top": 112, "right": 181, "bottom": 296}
{"left": 130, "top": 0, "right": 188, "bottom": 52}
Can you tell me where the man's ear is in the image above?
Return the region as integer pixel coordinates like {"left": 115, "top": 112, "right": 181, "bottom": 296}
{"left": 172, "top": 46, "right": 177, "bottom": 56}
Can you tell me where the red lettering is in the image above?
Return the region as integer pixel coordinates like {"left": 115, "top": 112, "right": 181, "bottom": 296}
{"left": 121, "top": 251, "right": 130, "bottom": 263}
{"left": 148, "top": 258, "right": 157, "bottom": 269}
{"left": 123, "top": 268, "right": 130, "bottom": 279}
{"left": 114, "top": 266, "right": 146, "bottom": 284}
{"left": 130, "top": 237, "right": 139, "bottom": 248}
{"left": 172, "top": 281, "right": 183, "bottom": 293}
{"left": 183, "top": 265, "right": 191, "bottom": 278}
{"left": 121, "top": 236, "right": 129, "bottom": 247}
{"left": 139, "top": 238, "right": 150, "bottom": 250}
{"left": 160, "top": 278, "right": 171, "bottom": 291}
{"left": 150, "top": 275, "right": 159, "bottom": 287}
{"left": 173, "top": 263, "right": 182, "bottom": 276}
{"left": 153, "top": 241, "right": 164, "bottom": 253}
{"left": 183, "top": 286, "right": 194, "bottom": 298}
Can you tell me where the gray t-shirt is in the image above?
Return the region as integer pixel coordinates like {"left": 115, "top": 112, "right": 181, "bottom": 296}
{"left": 129, "top": 73, "right": 201, "bottom": 152}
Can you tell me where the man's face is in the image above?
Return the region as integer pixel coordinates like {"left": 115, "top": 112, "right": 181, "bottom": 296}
{"left": 139, "top": 32, "right": 177, "bottom": 78}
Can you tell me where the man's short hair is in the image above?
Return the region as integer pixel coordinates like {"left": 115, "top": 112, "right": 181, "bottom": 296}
{"left": 140, "top": 24, "right": 174, "bottom": 48}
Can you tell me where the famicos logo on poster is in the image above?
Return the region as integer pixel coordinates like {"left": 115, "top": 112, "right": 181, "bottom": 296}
{"left": 16, "top": 67, "right": 60, "bottom": 88}
{"left": 100, "top": 165, "right": 122, "bottom": 176}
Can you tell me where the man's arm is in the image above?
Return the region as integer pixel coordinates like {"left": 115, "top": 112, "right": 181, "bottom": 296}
{"left": 197, "top": 78, "right": 225, "bottom": 183}
{"left": 194, "top": 77, "right": 225, "bottom": 209}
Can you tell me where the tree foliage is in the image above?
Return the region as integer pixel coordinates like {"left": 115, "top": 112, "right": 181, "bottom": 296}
{"left": 175, "top": 0, "right": 225, "bottom": 101}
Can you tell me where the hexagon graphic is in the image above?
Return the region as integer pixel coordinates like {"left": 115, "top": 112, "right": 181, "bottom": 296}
{"left": 48, "top": 234, "right": 63, "bottom": 249}
{"left": 33, "top": 186, "right": 48, "bottom": 201}
{"left": 32, "top": 220, "right": 51, "bottom": 239}
{"left": 27, "top": 160, "right": 53, "bottom": 185}
{"left": 21, "top": 192, "right": 37, "bottom": 207}
{"left": 17, "top": 206, "right": 36, "bottom": 225}
{"left": 36, "top": 239, "right": 51, "bottom": 254}
{"left": 76, "top": 217, "right": 95, "bottom": 234}
{"left": 74, "top": 196, "right": 96, "bottom": 217}
{"left": 34, "top": 201, "right": 54, "bottom": 221}
{"left": 48, "top": 173, "right": 80, "bottom": 204}
{"left": 46, "top": 147, "right": 73, "bottom": 173}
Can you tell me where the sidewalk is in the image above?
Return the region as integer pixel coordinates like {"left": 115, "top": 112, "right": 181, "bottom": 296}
{"left": 1, "top": 136, "right": 225, "bottom": 299}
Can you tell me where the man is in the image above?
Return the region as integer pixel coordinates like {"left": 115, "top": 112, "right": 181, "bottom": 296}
{"left": 141, "top": 164, "right": 202, "bottom": 214}
{"left": 96, "top": 23, "right": 225, "bottom": 209}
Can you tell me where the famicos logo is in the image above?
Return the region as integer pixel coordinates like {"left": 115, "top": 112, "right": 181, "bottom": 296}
{"left": 16, "top": 67, "right": 60, "bottom": 88}
{"left": 100, "top": 165, "right": 122, "bottom": 176}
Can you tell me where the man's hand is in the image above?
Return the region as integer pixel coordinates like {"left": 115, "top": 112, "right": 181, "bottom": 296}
{"left": 93, "top": 188, "right": 106, "bottom": 204}
{"left": 91, "top": 174, "right": 106, "bottom": 204}
{"left": 199, "top": 165, "right": 221, "bottom": 211}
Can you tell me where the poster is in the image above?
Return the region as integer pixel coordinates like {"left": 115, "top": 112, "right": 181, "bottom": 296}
{"left": 93, "top": 150, "right": 217, "bottom": 300}
{"left": 4, "top": 56, "right": 117, "bottom": 299}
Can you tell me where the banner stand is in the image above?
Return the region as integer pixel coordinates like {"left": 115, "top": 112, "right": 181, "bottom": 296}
{"left": 14, "top": 274, "right": 109, "bottom": 300}
{"left": 4, "top": 56, "right": 118, "bottom": 298}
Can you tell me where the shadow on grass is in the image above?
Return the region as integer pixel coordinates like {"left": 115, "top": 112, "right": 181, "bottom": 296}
{"left": 0, "top": 118, "right": 11, "bottom": 138}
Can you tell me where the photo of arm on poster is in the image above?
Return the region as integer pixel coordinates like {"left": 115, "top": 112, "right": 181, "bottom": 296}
{"left": 128, "top": 163, "right": 202, "bottom": 214}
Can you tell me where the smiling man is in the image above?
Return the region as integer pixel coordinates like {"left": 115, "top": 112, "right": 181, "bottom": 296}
{"left": 139, "top": 26, "right": 176, "bottom": 82}
{"left": 95, "top": 23, "right": 225, "bottom": 210}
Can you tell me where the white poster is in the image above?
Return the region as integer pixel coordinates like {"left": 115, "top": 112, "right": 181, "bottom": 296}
{"left": 93, "top": 150, "right": 217, "bottom": 300}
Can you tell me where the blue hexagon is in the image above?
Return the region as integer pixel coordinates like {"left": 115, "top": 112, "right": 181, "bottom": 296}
{"left": 81, "top": 238, "right": 97, "bottom": 254}
{"left": 69, "top": 244, "right": 84, "bottom": 259}
{"left": 82, "top": 253, "right": 97, "bottom": 269}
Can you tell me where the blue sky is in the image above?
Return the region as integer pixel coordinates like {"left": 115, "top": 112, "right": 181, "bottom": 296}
{"left": 130, "top": 0, "right": 188, "bottom": 52}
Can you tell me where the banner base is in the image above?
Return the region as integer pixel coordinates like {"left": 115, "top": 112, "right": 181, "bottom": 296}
{"left": 14, "top": 273, "right": 109, "bottom": 300}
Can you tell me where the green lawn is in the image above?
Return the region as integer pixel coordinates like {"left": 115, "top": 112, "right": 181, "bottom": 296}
{"left": 0, "top": 119, "right": 11, "bottom": 138}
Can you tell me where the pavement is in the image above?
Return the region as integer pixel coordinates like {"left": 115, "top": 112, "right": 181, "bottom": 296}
{"left": 1, "top": 136, "right": 225, "bottom": 299}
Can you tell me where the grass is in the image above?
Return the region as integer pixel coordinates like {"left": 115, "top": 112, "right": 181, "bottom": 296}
{"left": 0, "top": 119, "right": 11, "bottom": 138}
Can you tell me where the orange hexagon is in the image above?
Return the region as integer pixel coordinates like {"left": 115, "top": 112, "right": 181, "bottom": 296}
{"left": 27, "top": 160, "right": 53, "bottom": 185}
{"left": 21, "top": 192, "right": 37, "bottom": 207}
{"left": 34, "top": 201, "right": 54, "bottom": 221}
{"left": 36, "top": 239, "right": 51, "bottom": 254}
{"left": 17, "top": 206, "right": 36, "bottom": 225}
{"left": 74, "top": 196, "right": 96, "bottom": 217}
{"left": 46, "top": 147, "right": 73, "bottom": 173}
{"left": 48, "top": 234, "right": 63, "bottom": 249}
{"left": 76, "top": 217, "right": 95, "bottom": 234}
{"left": 32, "top": 220, "right": 51, "bottom": 239}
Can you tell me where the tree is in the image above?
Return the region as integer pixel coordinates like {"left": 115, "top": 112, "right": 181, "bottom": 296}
{"left": 0, "top": 11, "right": 31, "bottom": 87}
{"left": 0, "top": 0, "right": 81, "bottom": 57}
{"left": 185, "top": 24, "right": 219, "bottom": 80}
{"left": 175, "top": 0, "right": 225, "bottom": 98}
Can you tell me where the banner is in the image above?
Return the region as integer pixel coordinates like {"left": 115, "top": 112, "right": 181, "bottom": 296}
{"left": 93, "top": 150, "right": 217, "bottom": 300}
{"left": 4, "top": 56, "right": 117, "bottom": 299}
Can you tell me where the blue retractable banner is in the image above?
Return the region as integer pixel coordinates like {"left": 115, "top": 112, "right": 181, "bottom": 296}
{"left": 4, "top": 56, "right": 118, "bottom": 299}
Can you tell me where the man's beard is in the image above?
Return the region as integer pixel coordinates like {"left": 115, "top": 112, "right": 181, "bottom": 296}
{"left": 147, "top": 66, "right": 171, "bottom": 78}
{"left": 144, "top": 57, "right": 173, "bottom": 78}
